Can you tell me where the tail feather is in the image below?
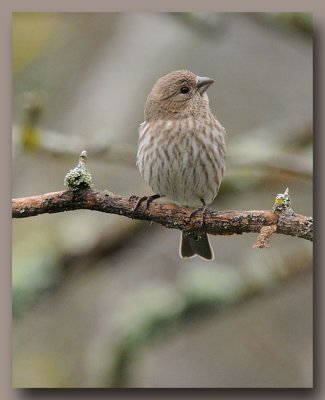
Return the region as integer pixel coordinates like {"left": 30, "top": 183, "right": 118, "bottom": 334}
{"left": 180, "top": 232, "right": 214, "bottom": 261}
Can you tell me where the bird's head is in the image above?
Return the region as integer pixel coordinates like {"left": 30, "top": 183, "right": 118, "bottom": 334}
{"left": 144, "top": 70, "right": 214, "bottom": 121}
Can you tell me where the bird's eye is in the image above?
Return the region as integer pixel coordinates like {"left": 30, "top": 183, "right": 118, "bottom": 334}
{"left": 180, "top": 86, "right": 190, "bottom": 94}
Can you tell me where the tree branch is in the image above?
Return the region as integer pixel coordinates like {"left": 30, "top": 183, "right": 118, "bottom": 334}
{"left": 12, "top": 188, "right": 313, "bottom": 243}
{"left": 12, "top": 151, "right": 313, "bottom": 246}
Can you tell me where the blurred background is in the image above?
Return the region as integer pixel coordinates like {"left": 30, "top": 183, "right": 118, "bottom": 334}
{"left": 12, "top": 12, "right": 313, "bottom": 388}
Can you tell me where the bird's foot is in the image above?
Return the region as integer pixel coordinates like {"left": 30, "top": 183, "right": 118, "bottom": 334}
{"left": 130, "top": 194, "right": 161, "bottom": 218}
{"left": 189, "top": 200, "right": 212, "bottom": 228}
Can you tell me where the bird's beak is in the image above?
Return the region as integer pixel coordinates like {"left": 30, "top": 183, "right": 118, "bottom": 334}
{"left": 197, "top": 76, "right": 215, "bottom": 95}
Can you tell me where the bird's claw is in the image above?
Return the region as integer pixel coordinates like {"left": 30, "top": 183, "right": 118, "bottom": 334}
{"left": 130, "top": 194, "right": 161, "bottom": 219}
{"left": 189, "top": 205, "right": 212, "bottom": 228}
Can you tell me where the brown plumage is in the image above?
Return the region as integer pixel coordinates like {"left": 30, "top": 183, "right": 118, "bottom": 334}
{"left": 136, "top": 70, "right": 226, "bottom": 260}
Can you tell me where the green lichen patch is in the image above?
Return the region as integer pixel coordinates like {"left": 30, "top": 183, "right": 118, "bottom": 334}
{"left": 273, "top": 188, "right": 292, "bottom": 213}
{"left": 64, "top": 150, "right": 92, "bottom": 191}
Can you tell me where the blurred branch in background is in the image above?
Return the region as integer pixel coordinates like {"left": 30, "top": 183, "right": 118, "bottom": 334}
{"left": 86, "top": 242, "right": 311, "bottom": 387}
{"left": 12, "top": 217, "right": 144, "bottom": 318}
{"left": 13, "top": 90, "right": 136, "bottom": 165}
{"left": 13, "top": 90, "right": 313, "bottom": 185}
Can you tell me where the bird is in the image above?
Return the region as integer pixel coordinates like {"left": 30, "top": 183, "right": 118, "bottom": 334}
{"left": 135, "top": 70, "right": 226, "bottom": 260}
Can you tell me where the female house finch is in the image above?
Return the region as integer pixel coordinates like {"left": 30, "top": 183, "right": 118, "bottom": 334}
{"left": 136, "top": 70, "right": 226, "bottom": 260}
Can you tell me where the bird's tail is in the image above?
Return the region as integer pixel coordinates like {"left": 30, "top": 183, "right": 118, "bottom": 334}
{"left": 179, "top": 232, "right": 214, "bottom": 261}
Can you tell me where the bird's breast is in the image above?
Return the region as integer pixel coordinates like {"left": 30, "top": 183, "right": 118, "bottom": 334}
{"left": 137, "top": 118, "right": 225, "bottom": 206}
